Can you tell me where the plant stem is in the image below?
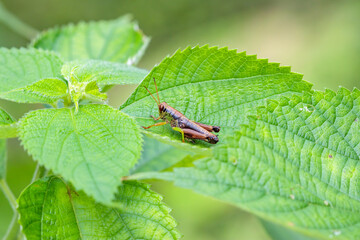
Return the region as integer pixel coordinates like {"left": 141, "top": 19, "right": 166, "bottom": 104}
{"left": 0, "top": 1, "right": 37, "bottom": 40}
{"left": 31, "top": 163, "right": 40, "bottom": 183}
{"left": 3, "top": 212, "right": 22, "bottom": 240}
{"left": 0, "top": 179, "right": 17, "bottom": 212}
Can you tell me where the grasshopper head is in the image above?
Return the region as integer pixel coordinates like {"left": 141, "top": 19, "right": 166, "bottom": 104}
{"left": 158, "top": 102, "right": 167, "bottom": 112}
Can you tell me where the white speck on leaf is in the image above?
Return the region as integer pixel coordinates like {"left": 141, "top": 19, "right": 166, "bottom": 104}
{"left": 127, "top": 57, "right": 136, "bottom": 66}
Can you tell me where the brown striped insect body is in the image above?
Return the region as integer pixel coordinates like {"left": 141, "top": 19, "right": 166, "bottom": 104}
{"left": 142, "top": 78, "right": 220, "bottom": 144}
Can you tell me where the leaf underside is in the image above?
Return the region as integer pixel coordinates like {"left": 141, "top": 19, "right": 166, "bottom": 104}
{"left": 19, "top": 104, "right": 142, "bottom": 205}
{"left": 120, "top": 45, "right": 312, "bottom": 147}
{"left": 171, "top": 88, "right": 360, "bottom": 239}
{"left": 0, "top": 108, "right": 17, "bottom": 139}
{"left": 18, "top": 176, "right": 181, "bottom": 240}
{"left": 131, "top": 135, "right": 194, "bottom": 174}
{"left": 32, "top": 16, "right": 150, "bottom": 64}
{"left": 261, "top": 219, "right": 318, "bottom": 240}
{"left": 0, "top": 48, "right": 65, "bottom": 103}
{"left": 0, "top": 107, "right": 13, "bottom": 179}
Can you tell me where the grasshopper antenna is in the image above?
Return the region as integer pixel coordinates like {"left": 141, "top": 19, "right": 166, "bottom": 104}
{"left": 153, "top": 78, "right": 161, "bottom": 104}
{"left": 144, "top": 86, "right": 160, "bottom": 106}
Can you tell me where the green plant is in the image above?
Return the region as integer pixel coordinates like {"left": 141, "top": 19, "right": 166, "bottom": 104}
{"left": 0, "top": 13, "right": 359, "bottom": 240}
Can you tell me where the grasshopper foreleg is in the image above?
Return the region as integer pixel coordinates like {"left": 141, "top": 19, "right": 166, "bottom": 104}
{"left": 150, "top": 115, "right": 161, "bottom": 121}
{"left": 142, "top": 121, "right": 168, "bottom": 129}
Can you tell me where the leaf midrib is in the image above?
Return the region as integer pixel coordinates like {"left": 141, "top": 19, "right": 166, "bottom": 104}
{"left": 69, "top": 109, "right": 105, "bottom": 200}
{"left": 58, "top": 177, "right": 83, "bottom": 240}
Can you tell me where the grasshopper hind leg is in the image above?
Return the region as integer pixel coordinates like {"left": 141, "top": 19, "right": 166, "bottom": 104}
{"left": 193, "top": 121, "right": 220, "bottom": 132}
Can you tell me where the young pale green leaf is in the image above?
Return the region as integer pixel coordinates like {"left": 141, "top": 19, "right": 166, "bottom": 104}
{"left": 62, "top": 59, "right": 148, "bottom": 88}
{"left": 131, "top": 135, "right": 194, "bottom": 174}
{"left": 84, "top": 81, "right": 107, "bottom": 100}
{"left": 171, "top": 88, "right": 360, "bottom": 239}
{"left": 0, "top": 123, "right": 18, "bottom": 139}
{"left": 0, "top": 140, "right": 6, "bottom": 179}
{"left": 120, "top": 46, "right": 312, "bottom": 146}
{"left": 19, "top": 104, "right": 142, "bottom": 205}
{"left": 32, "top": 16, "right": 150, "bottom": 64}
{"left": 0, "top": 48, "right": 65, "bottom": 103}
{"left": 18, "top": 176, "right": 181, "bottom": 240}
{"left": 0, "top": 107, "right": 17, "bottom": 138}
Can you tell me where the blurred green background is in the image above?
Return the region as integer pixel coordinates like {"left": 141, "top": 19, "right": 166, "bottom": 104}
{"left": 0, "top": 0, "right": 359, "bottom": 239}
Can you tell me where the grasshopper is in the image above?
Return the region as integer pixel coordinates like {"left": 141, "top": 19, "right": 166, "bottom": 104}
{"left": 142, "top": 78, "right": 220, "bottom": 144}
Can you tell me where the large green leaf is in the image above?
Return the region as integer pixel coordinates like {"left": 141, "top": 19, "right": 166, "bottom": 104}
{"left": 0, "top": 48, "right": 66, "bottom": 104}
{"left": 0, "top": 107, "right": 17, "bottom": 138}
{"left": 18, "top": 176, "right": 181, "bottom": 240}
{"left": 61, "top": 60, "right": 148, "bottom": 88}
{"left": 120, "top": 46, "right": 312, "bottom": 146}
{"left": 171, "top": 88, "right": 360, "bottom": 239}
{"left": 19, "top": 104, "right": 142, "bottom": 205}
{"left": 32, "top": 16, "right": 150, "bottom": 64}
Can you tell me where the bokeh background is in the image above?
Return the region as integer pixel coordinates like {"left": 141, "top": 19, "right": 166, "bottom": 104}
{"left": 0, "top": 0, "right": 359, "bottom": 239}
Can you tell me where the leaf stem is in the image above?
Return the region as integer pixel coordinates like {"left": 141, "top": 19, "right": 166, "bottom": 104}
{"left": 3, "top": 212, "right": 23, "bottom": 240}
{"left": 31, "top": 163, "right": 47, "bottom": 183}
{"left": 31, "top": 163, "right": 40, "bottom": 183}
{"left": 0, "top": 179, "right": 17, "bottom": 212}
{"left": 0, "top": 1, "right": 37, "bottom": 40}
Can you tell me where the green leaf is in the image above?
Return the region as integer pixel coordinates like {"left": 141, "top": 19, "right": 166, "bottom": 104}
{"left": 131, "top": 135, "right": 194, "bottom": 174}
{"left": 19, "top": 104, "right": 142, "bottom": 205}
{"left": 120, "top": 46, "right": 312, "bottom": 146}
{"left": 171, "top": 88, "right": 360, "bottom": 239}
{"left": 0, "top": 139, "right": 6, "bottom": 179}
{"left": 2, "top": 78, "right": 68, "bottom": 104}
{"left": 18, "top": 176, "right": 181, "bottom": 240}
{"left": 0, "top": 107, "right": 17, "bottom": 138}
{"left": 61, "top": 59, "right": 148, "bottom": 88}
{"left": 0, "top": 48, "right": 65, "bottom": 103}
{"left": 32, "top": 16, "right": 150, "bottom": 64}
